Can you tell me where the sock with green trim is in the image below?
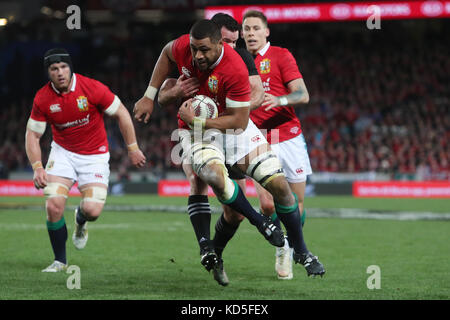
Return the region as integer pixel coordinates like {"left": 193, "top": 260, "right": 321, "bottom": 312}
{"left": 220, "top": 180, "right": 266, "bottom": 229}
{"left": 275, "top": 195, "right": 308, "bottom": 255}
{"left": 301, "top": 209, "right": 306, "bottom": 227}
{"left": 46, "top": 217, "right": 68, "bottom": 264}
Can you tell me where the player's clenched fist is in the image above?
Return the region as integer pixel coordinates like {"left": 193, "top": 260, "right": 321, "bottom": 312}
{"left": 133, "top": 96, "right": 154, "bottom": 123}
{"left": 33, "top": 167, "right": 48, "bottom": 189}
{"left": 128, "top": 148, "right": 147, "bottom": 168}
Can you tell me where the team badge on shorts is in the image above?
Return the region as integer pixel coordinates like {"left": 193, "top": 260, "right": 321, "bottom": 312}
{"left": 95, "top": 173, "right": 103, "bottom": 179}
{"left": 46, "top": 160, "right": 54, "bottom": 170}
{"left": 76, "top": 96, "right": 89, "bottom": 112}
{"left": 251, "top": 135, "right": 261, "bottom": 142}
{"left": 260, "top": 59, "right": 271, "bottom": 74}
{"left": 208, "top": 75, "right": 219, "bottom": 94}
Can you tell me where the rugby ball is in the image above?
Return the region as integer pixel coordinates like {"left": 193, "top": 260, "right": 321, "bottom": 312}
{"left": 191, "top": 95, "right": 218, "bottom": 119}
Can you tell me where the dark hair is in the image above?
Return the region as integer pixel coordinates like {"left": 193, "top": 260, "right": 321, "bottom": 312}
{"left": 190, "top": 19, "right": 222, "bottom": 43}
{"left": 242, "top": 10, "right": 268, "bottom": 27}
{"left": 211, "top": 13, "right": 240, "bottom": 32}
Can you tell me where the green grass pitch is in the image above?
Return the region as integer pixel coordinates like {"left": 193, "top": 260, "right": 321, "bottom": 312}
{"left": 0, "top": 195, "right": 449, "bottom": 300}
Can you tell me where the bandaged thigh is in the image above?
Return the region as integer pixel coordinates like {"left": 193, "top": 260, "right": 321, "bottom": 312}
{"left": 190, "top": 142, "right": 225, "bottom": 175}
{"left": 44, "top": 182, "right": 70, "bottom": 199}
{"left": 81, "top": 186, "right": 107, "bottom": 204}
{"left": 246, "top": 151, "right": 284, "bottom": 187}
{"left": 190, "top": 143, "right": 235, "bottom": 201}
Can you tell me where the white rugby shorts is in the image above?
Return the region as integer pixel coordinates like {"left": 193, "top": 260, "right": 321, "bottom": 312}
{"left": 223, "top": 119, "right": 268, "bottom": 166}
{"left": 180, "top": 119, "right": 268, "bottom": 167}
{"left": 270, "top": 133, "right": 312, "bottom": 183}
{"left": 45, "top": 141, "right": 110, "bottom": 187}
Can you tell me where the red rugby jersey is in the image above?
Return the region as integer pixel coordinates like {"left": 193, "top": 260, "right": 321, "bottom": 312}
{"left": 250, "top": 43, "right": 303, "bottom": 144}
{"left": 29, "top": 73, "right": 121, "bottom": 154}
{"left": 172, "top": 34, "right": 251, "bottom": 129}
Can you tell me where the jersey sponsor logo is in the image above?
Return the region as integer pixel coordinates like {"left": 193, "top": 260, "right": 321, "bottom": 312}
{"left": 49, "top": 104, "right": 62, "bottom": 113}
{"left": 55, "top": 114, "right": 90, "bottom": 129}
{"left": 259, "top": 59, "right": 271, "bottom": 74}
{"left": 208, "top": 75, "right": 219, "bottom": 94}
{"left": 76, "top": 96, "right": 89, "bottom": 112}
{"left": 98, "top": 146, "right": 107, "bottom": 152}
{"left": 181, "top": 66, "right": 191, "bottom": 78}
{"left": 262, "top": 77, "right": 271, "bottom": 92}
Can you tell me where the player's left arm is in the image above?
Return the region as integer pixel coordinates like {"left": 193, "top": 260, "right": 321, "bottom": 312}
{"left": 262, "top": 78, "right": 309, "bottom": 111}
{"left": 109, "top": 103, "right": 146, "bottom": 168}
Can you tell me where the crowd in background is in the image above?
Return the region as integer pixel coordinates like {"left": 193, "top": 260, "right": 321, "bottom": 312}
{"left": 0, "top": 17, "right": 448, "bottom": 181}
{"left": 291, "top": 25, "right": 449, "bottom": 181}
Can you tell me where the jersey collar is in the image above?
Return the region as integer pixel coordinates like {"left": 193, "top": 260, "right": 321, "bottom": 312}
{"left": 51, "top": 73, "right": 77, "bottom": 94}
{"left": 258, "top": 42, "right": 271, "bottom": 57}
{"left": 209, "top": 46, "right": 224, "bottom": 70}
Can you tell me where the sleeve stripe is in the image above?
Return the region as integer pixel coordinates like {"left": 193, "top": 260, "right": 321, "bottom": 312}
{"left": 226, "top": 97, "right": 250, "bottom": 108}
{"left": 27, "top": 118, "right": 46, "bottom": 134}
{"left": 104, "top": 95, "right": 121, "bottom": 116}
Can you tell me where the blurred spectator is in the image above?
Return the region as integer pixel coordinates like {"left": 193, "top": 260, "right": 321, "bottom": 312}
{"left": 0, "top": 160, "right": 8, "bottom": 179}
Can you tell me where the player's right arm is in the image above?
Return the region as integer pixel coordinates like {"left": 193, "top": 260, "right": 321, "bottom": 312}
{"left": 262, "top": 48, "right": 309, "bottom": 111}
{"left": 25, "top": 117, "right": 47, "bottom": 189}
{"left": 262, "top": 78, "right": 309, "bottom": 111}
{"left": 133, "top": 41, "right": 178, "bottom": 123}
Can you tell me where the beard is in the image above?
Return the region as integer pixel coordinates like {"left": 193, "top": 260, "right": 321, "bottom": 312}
{"left": 194, "top": 59, "right": 209, "bottom": 71}
{"left": 51, "top": 76, "right": 71, "bottom": 92}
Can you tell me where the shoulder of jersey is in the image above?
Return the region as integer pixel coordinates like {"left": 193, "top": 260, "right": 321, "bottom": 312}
{"left": 271, "top": 46, "right": 291, "bottom": 56}
{"left": 75, "top": 73, "right": 93, "bottom": 84}
{"left": 35, "top": 79, "right": 58, "bottom": 102}
{"left": 172, "top": 34, "right": 190, "bottom": 60}
{"left": 179, "top": 33, "right": 190, "bottom": 41}
{"left": 76, "top": 73, "right": 104, "bottom": 92}
{"left": 175, "top": 34, "right": 190, "bottom": 48}
{"left": 35, "top": 82, "right": 51, "bottom": 98}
